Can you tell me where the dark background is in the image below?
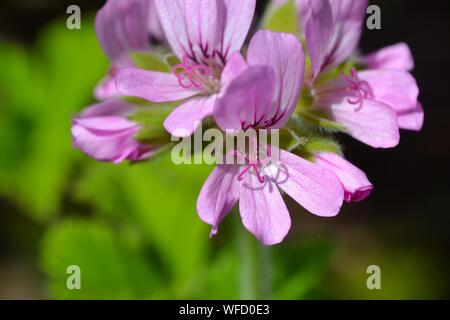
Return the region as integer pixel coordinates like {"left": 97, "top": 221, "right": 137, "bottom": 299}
{"left": 1, "top": 0, "right": 449, "bottom": 299}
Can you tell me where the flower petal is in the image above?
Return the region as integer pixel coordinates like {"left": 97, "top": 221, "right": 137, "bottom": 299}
{"left": 397, "top": 101, "right": 424, "bottom": 132}
{"left": 327, "top": 0, "right": 367, "bottom": 68}
{"left": 197, "top": 164, "right": 241, "bottom": 237}
{"left": 95, "top": 0, "right": 152, "bottom": 66}
{"left": 271, "top": 149, "right": 344, "bottom": 217}
{"left": 357, "top": 69, "right": 419, "bottom": 114}
{"left": 247, "top": 30, "right": 305, "bottom": 128}
{"left": 239, "top": 172, "right": 291, "bottom": 246}
{"left": 220, "top": 51, "right": 248, "bottom": 88}
{"left": 94, "top": 75, "right": 119, "bottom": 100}
{"left": 155, "top": 0, "right": 255, "bottom": 65}
{"left": 361, "top": 42, "right": 414, "bottom": 71}
{"left": 115, "top": 67, "right": 201, "bottom": 102}
{"left": 71, "top": 116, "right": 141, "bottom": 164}
{"left": 164, "top": 96, "right": 216, "bottom": 137}
{"left": 214, "top": 66, "right": 276, "bottom": 131}
{"left": 314, "top": 151, "right": 373, "bottom": 202}
{"left": 155, "top": 0, "right": 221, "bottom": 63}
{"left": 316, "top": 95, "right": 400, "bottom": 148}
{"left": 220, "top": 0, "right": 256, "bottom": 60}
{"left": 305, "top": 0, "right": 334, "bottom": 79}
{"left": 79, "top": 100, "right": 136, "bottom": 118}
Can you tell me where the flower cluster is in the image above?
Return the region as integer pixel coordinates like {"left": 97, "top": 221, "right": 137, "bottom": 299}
{"left": 72, "top": 0, "right": 423, "bottom": 245}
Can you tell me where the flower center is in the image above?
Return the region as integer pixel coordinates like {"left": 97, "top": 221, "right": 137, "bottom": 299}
{"left": 173, "top": 55, "right": 212, "bottom": 90}
{"left": 340, "top": 68, "right": 374, "bottom": 110}
{"left": 232, "top": 143, "right": 272, "bottom": 184}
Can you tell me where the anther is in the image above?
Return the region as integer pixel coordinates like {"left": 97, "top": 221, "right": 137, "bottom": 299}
{"left": 340, "top": 68, "right": 374, "bottom": 110}
{"left": 173, "top": 55, "right": 211, "bottom": 89}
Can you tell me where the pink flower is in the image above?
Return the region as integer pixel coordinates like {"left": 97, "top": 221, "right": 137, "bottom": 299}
{"left": 303, "top": 0, "right": 422, "bottom": 147}
{"left": 115, "top": 0, "right": 256, "bottom": 137}
{"left": 94, "top": 0, "right": 164, "bottom": 100}
{"left": 71, "top": 100, "right": 157, "bottom": 164}
{"left": 197, "top": 31, "right": 347, "bottom": 246}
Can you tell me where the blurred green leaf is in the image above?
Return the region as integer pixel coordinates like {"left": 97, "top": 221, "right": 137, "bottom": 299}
{"left": 40, "top": 219, "right": 156, "bottom": 299}
{"left": 0, "top": 17, "right": 108, "bottom": 221}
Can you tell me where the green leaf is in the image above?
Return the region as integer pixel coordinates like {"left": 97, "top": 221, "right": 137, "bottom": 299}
{"left": 262, "top": 0, "right": 299, "bottom": 35}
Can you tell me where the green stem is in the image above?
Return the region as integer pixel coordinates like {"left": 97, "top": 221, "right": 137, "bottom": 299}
{"left": 234, "top": 208, "right": 272, "bottom": 300}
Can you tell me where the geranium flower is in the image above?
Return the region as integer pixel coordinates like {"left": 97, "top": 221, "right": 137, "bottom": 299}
{"left": 115, "top": 0, "right": 256, "bottom": 137}
{"left": 302, "top": 0, "right": 421, "bottom": 147}
{"left": 94, "top": 0, "right": 164, "bottom": 100}
{"left": 197, "top": 30, "right": 347, "bottom": 245}
{"left": 72, "top": 100, "right": 158, "bottom": 163}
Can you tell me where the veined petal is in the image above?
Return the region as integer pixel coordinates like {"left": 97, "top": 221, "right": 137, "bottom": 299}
{"left": 221, "top": 0, "right": 256, "bottom": 60}
{"left": 155, "top": 0, "right": 255, "bottom": 65}
{"left": 361, "top": 42, "right": 414, "bottom": 71}
{"left": 197, "top": 164, "right": 241, "bottom": 237}
{"left": 357, "top": 69, "right": 419, "bottom": 114}
{"left": 155, "top": 0, "right": 221, "bottom": 64}
{"left": 239, "top": 172, "right": 291, "bottom": 246}
{"left": 314, "top": 151, "right": 373, "bottom": 203}
{"left": 247, "top": 30, "right": 305, "bottom": 128}
{"left": 271, "top": 149, "right": 344, "bottom": 217}
{"left": 327, "top": 0, "right": 367, "bottom": 68}
{"left": 214, "top": 66, "right": 276, "bottom": 131}
{"left": 397, "top": 101, "right": 424, "bottom": 132}
{"left": 115, "top": 67, "right": 201, "bottom": 102}
{"left": 305, "top": 0, "right": 334, "bottom": 79}
{"left": 164, "top": 96, "right": 216, "bottom": 137}
{"left": 95, "top": 0, "right": 152, "bottom": 66}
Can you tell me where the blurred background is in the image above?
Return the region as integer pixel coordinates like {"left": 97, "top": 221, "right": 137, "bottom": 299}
{"left": 0, "top": 0, "right": 449, "bottom": 299}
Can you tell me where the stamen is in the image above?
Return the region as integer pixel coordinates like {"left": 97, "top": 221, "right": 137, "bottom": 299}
{"left": 232, "top": 142, "right": 272, "bottom": 184}
{"left": 340, "top": 68, "right": 374, "bottom": 110}
{"left": 173, "top": 55, "right": 211, "bottom": 89}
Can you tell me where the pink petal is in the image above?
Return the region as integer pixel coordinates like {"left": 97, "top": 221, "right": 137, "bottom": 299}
{"left": 79, "top": 99, "right": 136, "bottom": 118}
{"left": 326, "top": 0, "right": 367, "bottom": 68}
{"left": 155, "top": 0, "right": 221, "bottom": 63}
{"left": 71, "top": 116, "right": 141, "bottom": 164}
{"left": 314, "top": 152, "right": 373, "bottom": 203}
{"left": 239, "top": 171, "right": 291, "bottom": 246}
{"left": 164, "top": 96, "right": 216, "bottom": 137}
{"left": 94, "top": 74, "right": 119, "bottom": 100}
{"left": 220, "top": 51, "right": 248, "bottom": 88}
{"left": 397, "top": 101, "right": 424, "bottom": 132}
{"left": 317, "top": 95, "right": 400, "bottom": 149}
{"left": 155, "top": 0, "right": 255, "bottom": 64}
{"left": 197, "top": 164, "right": 241, "bottom": 237}
{"left": 305, "top": 0, "right": 334, "bottom": 79}
{"left": 95, "top": 0, "right": 152, "bottom": 66}
{"left": 221, "top": 0, "right": 256, "bottom": 60}
{"left": 271, "top": 149, "right": 344, "bottom": 217}
{"left": 358, "top": 69, "right": 419, "bottom": 114}
{"left": 361, "top": 42, "right": 414, "bottom": 71}
{"left": 214, "top": 66, "right": 276, "bottom": 131}
{"left": 115, "top": 67, "right": 201, "bottom": 102}
{"left": 247, "top": 30, "right": 305, "bottom": 128}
